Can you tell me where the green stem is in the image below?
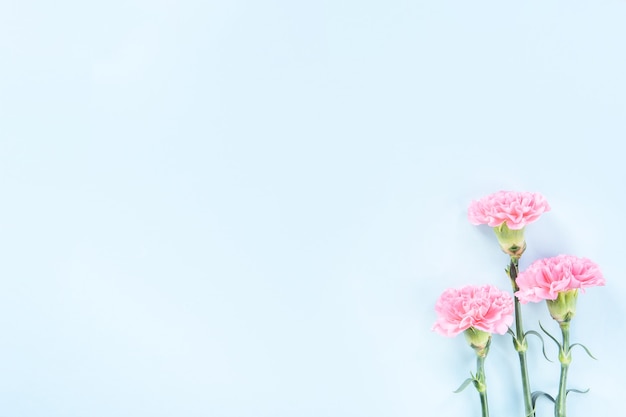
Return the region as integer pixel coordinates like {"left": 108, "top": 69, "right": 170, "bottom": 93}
{"left": 509, "top": 257, "right": 534, "bottom": 417}
{"left": 476, "top": 354, "right": 489, "bottom": 417}
{"left": 555, "top": 322, "right": 571, "bottom": 417}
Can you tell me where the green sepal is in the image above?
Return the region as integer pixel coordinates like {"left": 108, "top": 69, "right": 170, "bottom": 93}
{"left": 525, "top": 330, "right": 553, "bottom": 362}
{"left": 570, "top": 343, "right": 597, "bottom": 360}
{"left": 453, "top": 377, "right": 475, "bottom": 393}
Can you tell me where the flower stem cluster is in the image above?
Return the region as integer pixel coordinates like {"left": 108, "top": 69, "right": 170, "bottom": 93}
{"left": 433, "top": 285, "right": 513, "bottom": 417}
{"left": 434, "top": 190, "right": 605, "bottom": 417}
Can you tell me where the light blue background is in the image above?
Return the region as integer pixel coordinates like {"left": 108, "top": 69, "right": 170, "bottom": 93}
{"left": 1, "top": 0, "right": 625, "bottom": 416}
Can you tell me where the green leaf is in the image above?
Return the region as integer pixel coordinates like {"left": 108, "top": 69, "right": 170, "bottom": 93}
{"left": 453, "top": 377, "right": 475, "bottom": 393}
{"left": 530, "top": 391, "right": 555, "bottom": 417}
{"left": 531, "top": 390, "right": 555, "bottom": 404}
{"left": 539, "top": 321, "right": 562, "bottom": 349}
{"left": 566, "top": 388, "right": 590, "bottom": 396}
{"left": 570, "top": 343, "right": 597, "bottom": 360}
{"left": 525, "top": 330, "right": 554, "bottom": 362}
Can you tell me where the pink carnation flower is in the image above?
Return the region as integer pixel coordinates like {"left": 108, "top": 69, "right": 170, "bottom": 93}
{"left": 468, "top": 191, "right": 551, "bottom": 230}
{"left": 433, "top": 285, "right": 514, "bottom": 337}
{"left": 515, "top": 255, "right": 605, "bottom": 304}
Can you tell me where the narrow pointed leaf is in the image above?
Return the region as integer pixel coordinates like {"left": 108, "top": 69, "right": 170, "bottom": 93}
{"left": 538, "top": 321, "right": 561, "bottom": 349}
{"left": 453, "top": 377, "right": 475, "bottom": 393}
{"left": 566, "top": 388, "right": 590, "bottom": 396}
{"left": 529, "top": 391, "right": 555, "bottom": 417}
{"left": 531, "top": 390, "right": 555, "bottom": 405}
{"left": 570, "top": 343, "right": 597, "bottom": 360}
{"left": 525, "top": 330, "right": 554, "bottom": 362}
{"left": 507, "top": 327, "right": 516, "bottom": 338}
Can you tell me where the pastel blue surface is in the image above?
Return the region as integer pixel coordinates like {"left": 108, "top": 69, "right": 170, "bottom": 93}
{"left": 1, "top": 1, "right": 625, "bottom": 416}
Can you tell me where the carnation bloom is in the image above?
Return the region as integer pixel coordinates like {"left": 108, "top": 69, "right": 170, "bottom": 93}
{"left": 468, "top": 191, "right": 551, "bottom": 230}
{"left": 468, "top": 191, "right": 550, "bottom": 258}
{"left": 433, "top": 285, "right": 514, "bottom": 338}
{"left": 515, "top": 255, "right": 605, "bottom": 303}
{"left": 515, "top": 255, "right": 605, "bottom": 322}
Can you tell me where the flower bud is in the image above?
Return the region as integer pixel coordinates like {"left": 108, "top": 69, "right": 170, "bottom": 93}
{"left": 493, "top": 223, "right": 526, "bottom": 258}
{"left": 546, "top": 289, "right": 578, "bottom": 323}
{"left": 464, "top": 327, "right": 492, "bottom": 357}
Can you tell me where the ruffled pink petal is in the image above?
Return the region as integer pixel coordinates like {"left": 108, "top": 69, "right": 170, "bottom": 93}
{"left": 433, "top": 285, "right": 514, "bottom": 337}
{"left": 468, "top": 191, "right": 550, "bottom": 229}
{"left": 515, "top": 255, "right": 604, "bottom": 303}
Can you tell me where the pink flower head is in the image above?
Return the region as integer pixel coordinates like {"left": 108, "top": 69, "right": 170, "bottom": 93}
{"left": 468, "top": 191, "right": 551, "bottom": 230}
{"left": 515, "top": 255, "right": 605, "bottom": 304}
{"left": 433, "top": 285, "right": 514, "bottom": 337}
